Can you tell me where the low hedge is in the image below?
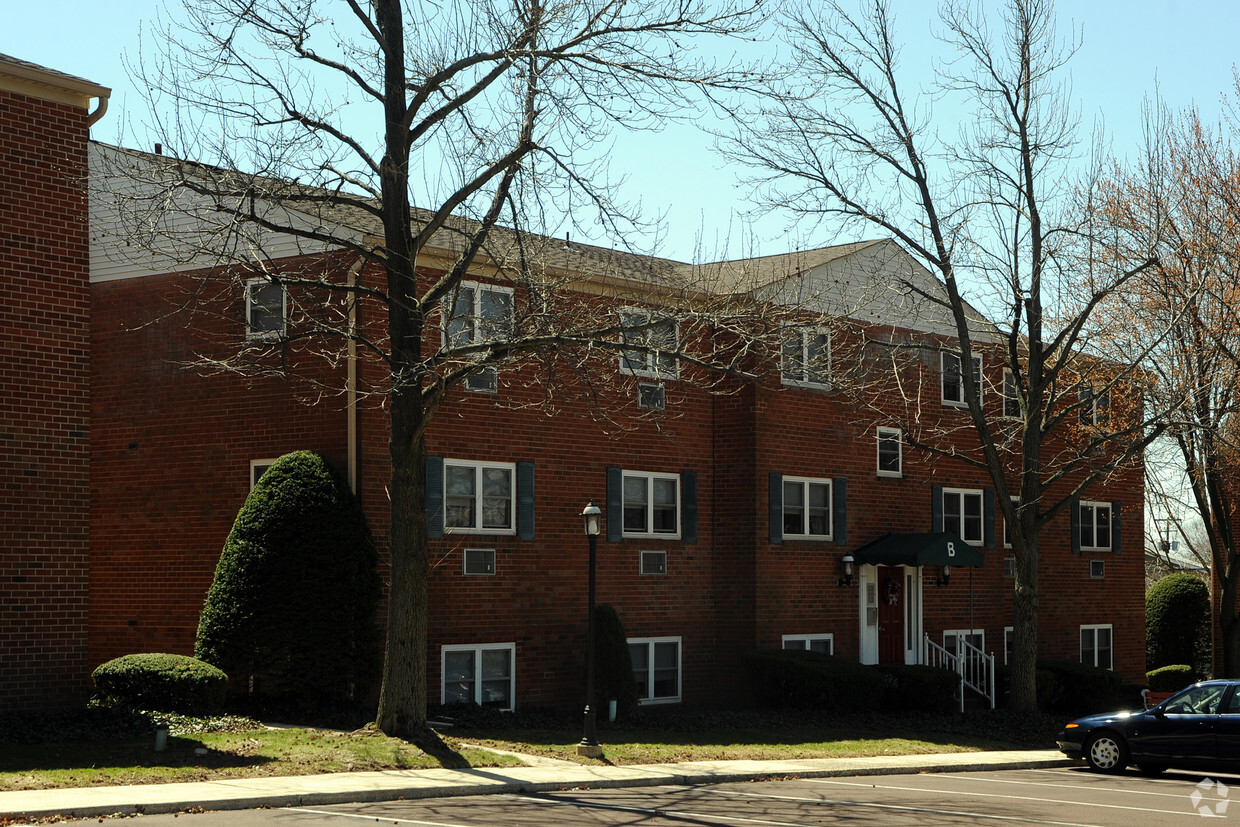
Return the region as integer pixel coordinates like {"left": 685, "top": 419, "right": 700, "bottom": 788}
{"left": 1147, "top": 664, "right": 1197, "bottom": 693}
{"left": 1037, "top": 659, "right": 1122, "bottom": 714}
{"left": 874, "top": 663, "right": 961, "bottom": 712}
{"left": 742, "top": 650, "right": 892, "bottom": 711}
{"left": 92, "top": 653, "right": 228, "bottom": 715}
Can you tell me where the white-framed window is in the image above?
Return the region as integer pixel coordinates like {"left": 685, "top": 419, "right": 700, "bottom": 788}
{"left": 781, "top": 476, "right": 833, "bottom": 539}
{"left": 444, "top": 460, "right": 516, "bottom": 535}
{"left": 943, "top": 629, "right": 984, "bottom": 656}
{"left": 942, "top": 488, "right": 984, "bottom": 545}
{"left": 876, "top": 427, "right": 902, "bottom": 477}
{"left": 782, "top": 634, "right": 834, "bottom": 654}
{"left": 245, "top": 277, "right": 285, "bottom": 340}
{"left": 640, "top": 550, "right": 667, "bottom": 575}
{"left": 1079, "top": 386, "right": 1111, "bottom": 426}
{"left": 1080, "top": 624, "right": 1113, "bottom": 670}
{"left": 1078, "top": 501, "right": 1112, "bottom": 551}
{"left": 629, "top": 637, "right": 681, "bottom": 704}
{"left": 1002, "top": 496, "right": 1019, "bottom": 548}
{"left": 444, "top": 281, "right": 514, "bottom": 393}
{"left": 942, "top": 351, "right": 982, "bottom": 407}
{"left": 250, "top": 459, "right": 276, "bottom": 490}
{"left": 1003, "top": 627, "right": 1014, "bottom": 665}
{"left": 463, "top": 548, "right": 497, "bottom": 576}
{"left": 619, "top": 308, "right": 678, "bottom": 379}
{"left": 441, "top": 643, "right": 515, "bottom": 709}
{"left": 781, "top": 327, "right": 831, "bottom": 387}
{"left": 622, "top": 471, "right": 680, "bottom": 538}
{"left": 637, "top": 383, "right": 666, "bottom": 410}
{"left": 1002, "top": 369, "right": 1021, "bottom": 419}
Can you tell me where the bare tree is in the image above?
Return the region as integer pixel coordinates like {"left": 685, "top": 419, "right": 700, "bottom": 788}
{"left": 99, "top": 0, "right": 772, "bottom": 739}
{"left": 1098, "top": 96, "right": 1240, "bottom": 676}
{"left": 718, "top": 0, "right": 1162, "bottom": 710}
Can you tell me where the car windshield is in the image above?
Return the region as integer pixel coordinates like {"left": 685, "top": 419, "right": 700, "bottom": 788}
{"left": 1164, "top": 685, "right": 1226, "bottom": 715}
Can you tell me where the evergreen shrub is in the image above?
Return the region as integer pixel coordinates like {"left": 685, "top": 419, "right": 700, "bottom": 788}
{"left": 92, "top": 653, "right": 227, "bottom": 715}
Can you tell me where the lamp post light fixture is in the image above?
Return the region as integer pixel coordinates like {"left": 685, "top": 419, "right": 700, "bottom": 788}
{"left": 837, "top": 553, "right": 855, "bottom": 587}
{"left": 936, "top": 564, "right": 952, "bottom": 587}
{"left": 577, "top": 501, "right": 604, "bottom": 758}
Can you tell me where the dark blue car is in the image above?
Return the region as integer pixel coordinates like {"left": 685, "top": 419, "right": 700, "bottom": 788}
{"left": 1057, "top": 680, "right": 1240, "bottom": 773}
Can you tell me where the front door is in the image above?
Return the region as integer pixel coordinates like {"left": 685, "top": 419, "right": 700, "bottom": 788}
{"left": 877, "top": 567, "right": 906, "bottom": 664}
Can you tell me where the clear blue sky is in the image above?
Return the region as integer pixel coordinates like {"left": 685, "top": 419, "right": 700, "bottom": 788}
{"left": 5, "top": 0, "right": 1236, "bottom": 262}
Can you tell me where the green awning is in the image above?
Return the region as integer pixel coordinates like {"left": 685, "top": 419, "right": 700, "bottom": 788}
{"left": 851, "top": 532, "right": 984, "bottom": 568}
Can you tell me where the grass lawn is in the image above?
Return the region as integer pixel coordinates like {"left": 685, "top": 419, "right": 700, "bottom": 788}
{"left": 0, "top": 706, "right": 1064, "bottom": 791}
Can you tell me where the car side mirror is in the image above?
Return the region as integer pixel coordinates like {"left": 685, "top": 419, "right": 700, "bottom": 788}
{"left": 1153, "top": 707, "right": 1167, "bottom": 719}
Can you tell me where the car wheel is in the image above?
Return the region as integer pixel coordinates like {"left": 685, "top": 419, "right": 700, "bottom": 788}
{"left": 1084, "top": 731, "right": 1129, "bottom": 773}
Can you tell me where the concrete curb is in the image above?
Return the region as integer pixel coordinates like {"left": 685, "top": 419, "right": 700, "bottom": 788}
{"left": 0, "top": 751, "right": 1075, "bottom": 820}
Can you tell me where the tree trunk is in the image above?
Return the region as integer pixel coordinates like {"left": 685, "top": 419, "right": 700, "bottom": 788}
{"left": 1221, "top": 559, "right": 1240, "bottom": 678}
{"left": 1010, "top": 544, "right": 1040, "bottom": 711}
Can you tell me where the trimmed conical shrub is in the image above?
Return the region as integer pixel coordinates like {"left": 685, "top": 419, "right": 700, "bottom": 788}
{"left": 196, "top": 451, "right": 381, "bottom": 712}
{"left": 1146, "top": 571, "right": 1210, "bottom": 676}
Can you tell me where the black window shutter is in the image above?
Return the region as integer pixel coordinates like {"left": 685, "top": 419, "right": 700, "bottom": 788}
{"left": 606, "top": 467, "right": 623, "bottom": 543}
{"left": 833, "top": 477, "right": 847, "bottom": 546}
{"left": 984, "top": 488, "right": 996, "bottom": 549}
{"left": 426, "top": 455, "right": 444, "bottom": 539}
{"left": 1112, "top": 501, "right": 1122, "bottom": 554}
{"left": 1071, "top": 499, "right": 1081, "bottom": 554}
{"left": 681, "top": 471, "right": 698, "bottom": 544}
{"left": 517, "top": 461, "right": 535, "bottom": 541}
{"left": 931, "top": 484, "right": 943, "bottom": 533}
{"left": 769, "top": 472, "right": 783, "bottom": 544}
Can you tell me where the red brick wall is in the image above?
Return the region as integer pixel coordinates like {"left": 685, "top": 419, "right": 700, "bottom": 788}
{"left": 0, "top": 89, "right": 93, "bottom": 710}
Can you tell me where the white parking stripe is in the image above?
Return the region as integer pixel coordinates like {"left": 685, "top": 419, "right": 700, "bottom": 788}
{"left": 516, "top": 790, "right": 1101, "bottom": 826}
{"left": 795, "top": 778, "right": 1198, "bottom": 818}
{"left": 283, "top": 808, "right": 473, "bottom": 827}
{"left": 935, "top": 770, "right": 1218, "bottom": 800}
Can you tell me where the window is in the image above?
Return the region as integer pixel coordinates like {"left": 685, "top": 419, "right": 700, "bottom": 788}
{"left": 638, "top": 383, "right": 666, "bottom": 410}
{"left": 1079, "top": 386, "right": 1111, "bottom": 426}
{"left": 629, "top": 637, "right": 680, "bottom": 704}
{"left": 782, "top": 477, "right": 833, "bottom": 539}
{"left": 640, "top": 550, "right": 667, "bottom": 575}
{"left": 1003, "top": 369, "right": 1021, "bottom": 419}
{"left": 1004, "top": 556, "right": 1015, "bottom": 578}
{"left": 942, "top": 488, "right": 984, "bottom": 545}
{"left": 1003, "top": 627, "right": 1014, "bottom": 665}
{"left": 250, "top": 459, "right": 276, "bottom": 490}
{"left": 781, "top": 327, "right": 831, "bottom": 387}
{"left": 1090, "top": 559, "right": 1106, "bottom": 579}
{"left": 1078, "top": 501, "right": 1112, "bottom": 551}
{"left": 464, "top": 548, "right": 496, "bottom": 576}
{"left": 782, "top": 634, "right": 834, "bottom": 654}
{"left": 622, "top": 472, "right": 680, "bottom": 537}
{"left": 944, "top": 629, "right": 984, "bottom": 657}
{"left": 444, "top": 461, "right": 516, "bottom": 534}
{"left": 1166, "top": 683, "right": 1225, "bottom": 715}
{"left": 444, "top": 282, "right": 514, "bottom": 393}
{"left": 619, "top": 308, "right": 678, "bottom": 379}
{"left": 942, "top": 351, "right": 982, "bottom": 407}
{"left": 245, "top": 277, "right": 285, "bottom": 340}
{"left": 1080, "top": 625, "right": 1113, "bottom": 670}
{"left": 441, "top": 643, "right": 514, "bottom": 709}
{"left": 877, "top": 428, "right": 902, "bottom": 477}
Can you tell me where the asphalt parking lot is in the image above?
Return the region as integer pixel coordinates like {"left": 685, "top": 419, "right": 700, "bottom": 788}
{"left": 85, "top": 766, "right": 1240, "bottom": 826}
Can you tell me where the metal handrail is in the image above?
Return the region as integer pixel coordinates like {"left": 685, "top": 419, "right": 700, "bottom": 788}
{"left": 922, "top": 634, "right": 996, "bottom": 711}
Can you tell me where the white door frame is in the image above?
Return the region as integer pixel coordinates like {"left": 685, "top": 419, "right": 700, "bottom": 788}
{"left": 858, "top": 564, "right": 922, "bottom": 665}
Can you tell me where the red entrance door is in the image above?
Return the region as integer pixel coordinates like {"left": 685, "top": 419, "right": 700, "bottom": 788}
{"left": 877, "top": 567, "right": 906, "bottom": 664}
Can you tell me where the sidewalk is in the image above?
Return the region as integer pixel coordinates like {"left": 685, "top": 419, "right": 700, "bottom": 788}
{"left": 0, "top": 749, "right": 1073, "bottom": 820}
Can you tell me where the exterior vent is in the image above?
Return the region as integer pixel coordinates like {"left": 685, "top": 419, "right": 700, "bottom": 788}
{"left": 640, "top": 550, "right": 667, "bottom": 575}
{"left": 1090, "top": 559, "right": 1105, "bottom": 579}
{"left": 638, "top": 383, "right": 665, "bottom": 410}
{"left": 464, "top": 548, "right": 496, "bottom": 575}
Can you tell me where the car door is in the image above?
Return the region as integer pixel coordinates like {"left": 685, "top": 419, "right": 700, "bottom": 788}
{"left": 1131, "top": 684, "right": 1225, "bottom": 764}
{"left": 1211, "top": 685, "right": 1240, "bottom": 767}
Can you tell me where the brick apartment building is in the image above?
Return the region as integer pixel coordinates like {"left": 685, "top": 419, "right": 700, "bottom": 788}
{"left": 4, "top": 53, "right": 1144, "bottom": 713}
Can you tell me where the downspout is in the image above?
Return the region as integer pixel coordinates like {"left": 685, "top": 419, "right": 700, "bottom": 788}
{"left": 346, "top": 254, "right": 368, "bottom": 494}
{"left": 87, "top": 94, "right": 109, "bottom": 127}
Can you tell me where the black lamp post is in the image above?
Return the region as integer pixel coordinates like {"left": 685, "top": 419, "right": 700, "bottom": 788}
{"left": 577, "top": 501, "right": 603, "bottom": 758}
